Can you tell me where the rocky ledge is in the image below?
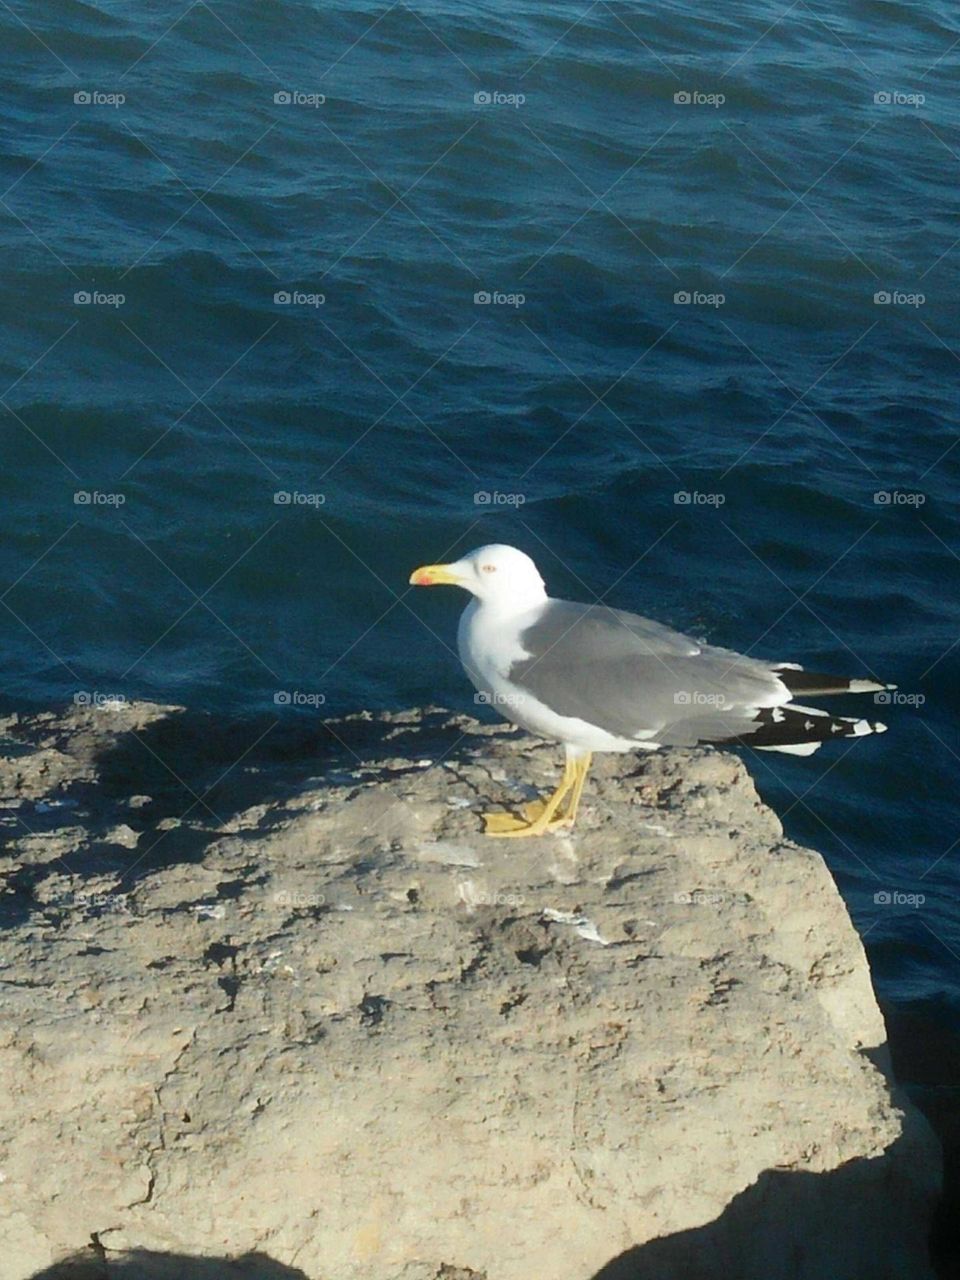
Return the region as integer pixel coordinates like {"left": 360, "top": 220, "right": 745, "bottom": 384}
{"left": 0, "top": 702, "right": 941, "bottom": 1280}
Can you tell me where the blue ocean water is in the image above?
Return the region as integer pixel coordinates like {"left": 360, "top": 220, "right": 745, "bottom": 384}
{"left": 1, "top": 1, "right": 958, "bottom": 1045}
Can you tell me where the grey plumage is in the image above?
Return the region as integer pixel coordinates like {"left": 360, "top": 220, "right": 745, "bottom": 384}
{"left": 509, "top": 600, "right": 883, "bottom": 748}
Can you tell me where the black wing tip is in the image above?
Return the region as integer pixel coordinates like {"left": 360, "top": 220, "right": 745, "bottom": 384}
{"left": 774, "top": 667, "right": 897, "bottom": 697}
{"left": 730, "top": 704, "right": 889, "bottom": 749}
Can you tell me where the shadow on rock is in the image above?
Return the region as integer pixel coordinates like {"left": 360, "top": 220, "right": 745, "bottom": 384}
{"left": 29, "top": 1247, "right": 309, "bottom": 1280}
{"left": 884, "top": 1003, "right": 960, "bottom": 1280}
{"left": 590, "top": 1132, "right": 936, "bottom": 1280}
{"left": 81, "top": 704, "right": 473, "bottom": 845}
{"left": 2, "top": 702, "right": 494, "bottom": 926}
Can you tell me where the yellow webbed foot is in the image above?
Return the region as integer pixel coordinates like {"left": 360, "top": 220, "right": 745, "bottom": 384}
{"left": 519, "top": 799, "right": 575, "bottom": 830}
{"left": 480, "top": 755, "right": 589, "bottom": 838}
{"left": 484, "top": 819, "right": 545, "bottom": 838}
{"left": 482, "top": 809, "right": 532, "bottom": 835}
{"left": 482, "top": 804, "right": 575, "bottom": 838}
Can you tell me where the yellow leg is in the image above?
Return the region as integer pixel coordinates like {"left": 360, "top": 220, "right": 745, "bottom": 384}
{"left": 515, "top": 752, "right": 592, "bottom": 828}
{"left": 482, "top": 752, "right": 591, "bottom": 838}
{"left": 482, "top": 756, "right": 574, "bottom": 837}
{"left": 559, "top": 751, "right": 592, "bottom": 827}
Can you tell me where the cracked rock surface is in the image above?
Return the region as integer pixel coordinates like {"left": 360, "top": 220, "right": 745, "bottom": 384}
{"left": 0, "top": 702, "right": 941, "bottom": 1279}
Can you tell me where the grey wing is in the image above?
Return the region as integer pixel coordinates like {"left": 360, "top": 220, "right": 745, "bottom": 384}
{"left": 509, "top": 600, "right": 789, "bottom": 744}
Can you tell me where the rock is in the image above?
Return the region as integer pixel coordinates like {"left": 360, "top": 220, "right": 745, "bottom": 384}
{"left": 0, "top": 703, "right": 941, "bottom": 1280}
{"left": 101, "top": 823, "right": 140, "bottom": 850}
{"left": 0, "top": 700, "right": 178, "bottom": 805}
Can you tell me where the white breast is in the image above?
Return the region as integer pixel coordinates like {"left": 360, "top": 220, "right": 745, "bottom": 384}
{"left": 457, "top": 597, "right": 529, "bottom": 693}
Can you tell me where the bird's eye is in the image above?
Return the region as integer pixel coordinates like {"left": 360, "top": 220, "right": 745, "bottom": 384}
{"left": 481, "top": 564, "right": 497, "bottom": 573}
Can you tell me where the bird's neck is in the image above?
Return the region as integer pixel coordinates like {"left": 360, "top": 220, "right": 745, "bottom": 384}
{"left": 471, "top": 588, "right": 548, "bottom": 622}
{"left": 459, "top": 591, "right": 547, "bottom": 684}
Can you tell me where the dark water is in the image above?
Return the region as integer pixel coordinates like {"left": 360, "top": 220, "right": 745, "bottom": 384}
{"left": 1, "top": 2, "right": 958, "bottom": 1059}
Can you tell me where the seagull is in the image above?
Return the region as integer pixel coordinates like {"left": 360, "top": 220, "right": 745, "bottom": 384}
{"left": 409, "top": 544, "right": 893, "bottom": 838}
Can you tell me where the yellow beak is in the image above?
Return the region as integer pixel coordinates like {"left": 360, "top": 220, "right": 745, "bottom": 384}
{"left": 409, "top": 563, "right": 462, "bottom": 587}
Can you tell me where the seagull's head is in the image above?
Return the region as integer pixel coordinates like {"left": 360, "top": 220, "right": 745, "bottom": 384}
{"left": 409, "top": 544, "right": 547, "bottom": 608}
